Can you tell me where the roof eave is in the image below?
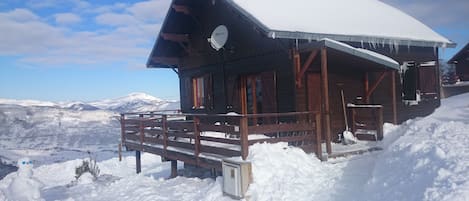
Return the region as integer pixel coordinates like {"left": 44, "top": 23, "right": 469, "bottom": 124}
{"left": 448, "top": 42, "right": 469, "bottom": 63}
{"left": 267, "top": 30, "right": 457, "bottom": 49}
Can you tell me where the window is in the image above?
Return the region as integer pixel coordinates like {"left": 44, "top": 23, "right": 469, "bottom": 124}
{"left": 192, "top": 74, "right": 212, "bottom": 109}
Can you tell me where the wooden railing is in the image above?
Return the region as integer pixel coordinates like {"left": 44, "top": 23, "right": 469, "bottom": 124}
{"left": 120, "top": 111, "right": 322, "bottom": 164}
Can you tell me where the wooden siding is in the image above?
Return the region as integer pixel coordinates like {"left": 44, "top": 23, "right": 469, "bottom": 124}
{"left": 455, "top": 60, "right": 469, "bottom": 81}
{"left": 164, "top": 1, "right": 442, "bottom": 143}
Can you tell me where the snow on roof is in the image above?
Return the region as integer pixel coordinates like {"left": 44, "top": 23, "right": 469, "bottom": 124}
{"left": 321, "top": 38, "right": 399, "bottom": 70}
{"left": 228, "top": 0, "right": 455, "bottom": 48}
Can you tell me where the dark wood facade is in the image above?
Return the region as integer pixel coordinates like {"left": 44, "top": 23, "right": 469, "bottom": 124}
{"left": 449, "top": 42, "right": 469, "bottom": 81}
{"left": 149, "top": 0, "right": 441, "bottom": 141}
{"left": 136, "top": 0, "right": 448, "bottom": 169}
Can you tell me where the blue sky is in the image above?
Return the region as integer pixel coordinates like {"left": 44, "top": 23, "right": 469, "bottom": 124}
{"left": 0, "top": 0, "right": 468, "bottom": 101}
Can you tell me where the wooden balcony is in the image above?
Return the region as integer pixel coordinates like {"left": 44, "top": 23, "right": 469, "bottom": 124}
{"left": 120, "top": 111, "right": 322, "bottom": 172}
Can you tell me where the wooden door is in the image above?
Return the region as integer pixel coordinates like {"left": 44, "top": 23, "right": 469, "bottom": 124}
{"left": 307, "top": 73, "right": 322, "bottom": 112}
{"left": 240, "top": 72, "right": 277, "bottom": 124}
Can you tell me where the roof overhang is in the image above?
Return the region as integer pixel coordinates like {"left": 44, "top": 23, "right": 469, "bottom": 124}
{"left": 300, "top": 38, "right": 400, "bottom": 70}
{"left": 448, "top": 42, "right": 469, "bottom": 63}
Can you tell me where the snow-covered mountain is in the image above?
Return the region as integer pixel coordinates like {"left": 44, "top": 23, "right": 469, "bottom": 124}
{"left": 89, "top": 92, "right": 180, "bottom": 113}
{"left": 0, "top": 93, "right": 180, "bottom": 113}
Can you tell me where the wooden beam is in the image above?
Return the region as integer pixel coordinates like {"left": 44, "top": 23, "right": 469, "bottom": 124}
{"left": 172, "top": 4, "right": 191, "bottom": 15}
{"left": 292, "top": 49, "right": 301, "bottom": 82}
{"left": 391, "top": 71, "right": 397, "bottom": 124}
{"left": 161, "top": 33, "right": 189, "bottom": 43}
{"left": 296, "top": 50, "right": 319, "bottom": 88}
{"left": 320, "top": 47, "right": 332, "bottom": 155}
{"left": 365, "top": 71, "right": 387, "bottom": 100}
{"left": 240, "top": 76, "right": 248, "bottom": 115}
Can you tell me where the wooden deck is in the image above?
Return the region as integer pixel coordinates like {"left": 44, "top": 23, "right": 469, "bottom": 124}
{"left": 120, "top": 111, "right": 323, "bottom": 171}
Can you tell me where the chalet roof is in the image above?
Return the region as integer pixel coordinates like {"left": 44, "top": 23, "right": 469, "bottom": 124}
{"left": 228, "top": 0, "right": 455, "bottom": 48}
{"left": 448, "top": 42, "right": 469, "bottom": 63}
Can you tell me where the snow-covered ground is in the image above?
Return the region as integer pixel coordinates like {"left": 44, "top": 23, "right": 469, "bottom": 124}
{"left": 1, "top": 93, "right": 468, "bottom": 201}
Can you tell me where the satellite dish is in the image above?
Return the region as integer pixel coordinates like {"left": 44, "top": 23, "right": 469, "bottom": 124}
{"left": 208, "top": 25, "right": 228, "bottom": 51}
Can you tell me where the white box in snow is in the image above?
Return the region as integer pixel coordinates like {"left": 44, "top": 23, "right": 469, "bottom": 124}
{"left": 222, "top": 158, "right": 252, "bottom": 199}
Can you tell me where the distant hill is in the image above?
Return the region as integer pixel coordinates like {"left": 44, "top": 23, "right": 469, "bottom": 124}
{"left": 0, "top": 93, "right": 180, "bottom": 113}
{"left": 0, "top": 93, "right": 180, "bottom": 159}
{"left": 88, "top": 92, "right": 180, "bottom": 113}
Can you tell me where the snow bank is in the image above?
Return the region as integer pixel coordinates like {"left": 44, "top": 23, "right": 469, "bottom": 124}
{"left": 247, "top": 142, "right": 343, "bottom": 201}
{"left": 364, "top": 93, "right": 469, "bottom": 201}
{"left": 0, "top": 153, "right": 231, "bottom": 201}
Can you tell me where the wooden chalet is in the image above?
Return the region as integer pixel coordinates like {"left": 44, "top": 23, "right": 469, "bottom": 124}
{"left": 448, "top": 42, "right": 469, "bottom": 81}
{"left": 120, "top": 0, "right": 455, "bottom": 174}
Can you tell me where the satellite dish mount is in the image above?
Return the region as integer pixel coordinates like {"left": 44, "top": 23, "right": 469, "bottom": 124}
{"left": 208, "top": 25, "right": 228, "bottom": 51}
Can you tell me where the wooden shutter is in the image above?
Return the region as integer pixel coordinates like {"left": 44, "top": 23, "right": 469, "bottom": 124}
{"left": 418, "top": 62, "right": 438, "bottom": 99}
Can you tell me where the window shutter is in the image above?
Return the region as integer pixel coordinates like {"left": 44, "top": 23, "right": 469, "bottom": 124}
{"left": 418, "top": 62, "right": 438, "bottom": 99}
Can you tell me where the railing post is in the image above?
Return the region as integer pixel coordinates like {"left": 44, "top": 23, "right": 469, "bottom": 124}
{"left": 240, "top": 115, "right": 249, "bottom": 160}
{"left": 162, "top": 115, "right": 168, "bottom": 154}
{"left": 377, "top": 107, "right": 384, "bottom": 140}
{"left": 194, "top": 116, "right": 200, "bottom": 164}
{"left": 139, "top": 114, "right": 144, "bottom": 146}
{"left": 315, "top": 113, "right": 323, "bottom": 160}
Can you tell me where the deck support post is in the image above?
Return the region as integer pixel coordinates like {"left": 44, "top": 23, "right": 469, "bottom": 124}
{"left": 170, "top": 160, "right": 178, "bottom": 178}
{"left": 377, "top": 107, "right": 384, "bottom": 140}
{"left": 391, "top": 71, "right": 397, "bottom": 124}
{"left": 136, "top": 150, "right": 141, "bottom": 174}
{"left": 321, "top": 47, "right": 332, "bottom": 155}
{"left": 314, "top": 113, "right": 323, "bottom": 159}
{"left": 240, "top": 116, "right": 249, "bottom": 160}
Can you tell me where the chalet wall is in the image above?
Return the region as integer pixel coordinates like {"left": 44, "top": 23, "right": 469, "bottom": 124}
{"left": 175, "top": 0, "right": 442, "bottom": 131}
{"left": 178, "top": 0, "right": 294, "bottom": 115}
